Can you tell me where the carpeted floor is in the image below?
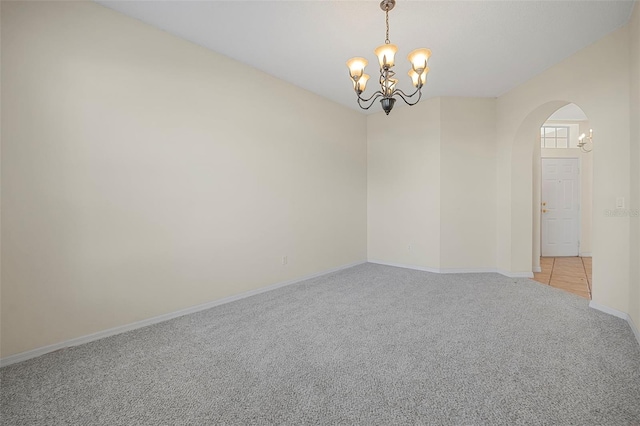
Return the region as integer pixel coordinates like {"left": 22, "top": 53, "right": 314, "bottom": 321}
{"left": 2, "top": 263, "right": 640, "bottom": 425}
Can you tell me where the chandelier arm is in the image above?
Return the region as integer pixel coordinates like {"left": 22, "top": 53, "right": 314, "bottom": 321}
{"left": 394, "top": 88, "right": 423, "bottom": 106}
{"left": 357, "top": 92, "right": 384, "bottom": 110}
{"left": 395, "top": 87, "right": 420, "bottom": 98}
{"left": 379, "top": 68, "right": 396, "bottom": 85}
{"left": 357, "top": 90, "right": 384, "bottom": 104}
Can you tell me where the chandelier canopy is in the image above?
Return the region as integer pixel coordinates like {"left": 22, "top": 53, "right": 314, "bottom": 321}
{"left": 346, "top": 0, "right": 431, "bottom": 115}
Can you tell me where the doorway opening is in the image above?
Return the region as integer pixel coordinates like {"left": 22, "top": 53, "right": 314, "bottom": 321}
{"left": 532, "top": 103, "right": 593, "bottom": 299}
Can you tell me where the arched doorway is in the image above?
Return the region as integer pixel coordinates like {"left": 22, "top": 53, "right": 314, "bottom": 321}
{"left": 505, "top": 100, "right": 597, "bottom": 299}
{"left": 531, "top": 103, "right": 593, "bottom": 299}
{"left": 497, "top": 39, "right": 631, "bottom": 315}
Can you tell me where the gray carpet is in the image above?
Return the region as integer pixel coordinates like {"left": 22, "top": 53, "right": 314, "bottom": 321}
{"left": 2, "top": 263, "right": 640, "bottom": 425}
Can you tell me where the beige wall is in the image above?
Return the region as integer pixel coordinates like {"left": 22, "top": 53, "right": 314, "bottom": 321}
{"left": 0, "top": 1, "right": 367, "bottom": 358}
{"left": 439, "top": 98, "right": 497, "bottom": 270}
{"left": 629, "top": 2, "right": 640, "bottom": 329}
{"left": 496, "top": 26, "right": 631, "bottom": 311}
{"left": 367, "top": 97, "right": 497, "bottom": 271}
{"left": 367, "top": 98, "right": 441, "bottom": 269}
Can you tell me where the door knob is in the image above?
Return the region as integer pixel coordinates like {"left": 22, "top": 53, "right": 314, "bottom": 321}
{"left": 541, "top": 202, "right": 547, "bottom": 206}
{"left": 542, "top": 209, "right": 548, "bottom": 213}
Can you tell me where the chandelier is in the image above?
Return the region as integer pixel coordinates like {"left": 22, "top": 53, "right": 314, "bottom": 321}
{"left": 577, "top": 129, "right": 593, "bottom": 153}
{"left": 346, "top": 0, "right": 431, "bottom": 115}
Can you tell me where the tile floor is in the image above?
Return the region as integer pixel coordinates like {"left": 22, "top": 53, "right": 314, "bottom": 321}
{"left": 533, "top": 257, "right": 592, "bottom": 299}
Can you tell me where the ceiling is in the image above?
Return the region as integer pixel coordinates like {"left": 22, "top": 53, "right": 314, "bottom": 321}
{"left": 95, "top": 0, "right": 635, "bottom": 114}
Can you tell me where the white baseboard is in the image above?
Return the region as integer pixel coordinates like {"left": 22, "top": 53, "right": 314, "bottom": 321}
{"left": 533, "top": 266, "right": 542, "bottom": 273}
{"left": 367, "top": 259, "right": 440, "bottom": 273}
{"left": 628, "top": 316, "right": 640, "bottom": 347}
{"left": 589, "top": 301, "right": 640, "bottom": 347}
{"left": 495, "top": 269, "right": 535, "bottom": 278}
{"left": 580, "top": 252, "right": 592, "bottom": 257}
{"left": 439, "top": 267, "right": 500, "bottom": 274}
{"left": 588, "top": 301, "right": 627, "bottom": 319}
{"left": 367, "top": 259, "right": 534, "bottom": 278}
{"left": 0, "top": 260, "right": 366, "bottom": 368}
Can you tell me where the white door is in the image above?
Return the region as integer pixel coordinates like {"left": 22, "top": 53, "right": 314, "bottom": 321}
{"left": 541, "top": 158, "right": 580, "bottom": 257}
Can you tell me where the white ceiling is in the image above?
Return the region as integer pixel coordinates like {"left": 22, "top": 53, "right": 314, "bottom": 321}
{"left": 95, "top": 0, "right": 635, "bottom": 114}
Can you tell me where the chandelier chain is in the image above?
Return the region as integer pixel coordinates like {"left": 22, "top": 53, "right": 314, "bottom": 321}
{"left": 385, "top": 9, "right": 390, "bottom": 44}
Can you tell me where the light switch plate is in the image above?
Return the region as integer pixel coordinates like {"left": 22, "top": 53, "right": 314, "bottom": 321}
{"left": 616, "top": 197, "right": 625, "bottom": 209}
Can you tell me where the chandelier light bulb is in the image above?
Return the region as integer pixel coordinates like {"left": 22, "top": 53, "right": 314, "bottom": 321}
{"left": 408, "top": 68, "right": 428, "bottom": 88}
{"left": 346, "top": 57, "right": 368, "bottom": 80}
{"left": 374, "top": 44, "right": 398, "bottom": 69}
{"left": 352, "top": 73, "right": 370, "bottom": 94}
{"left": 408, "top": 48, "right": 432, "bottom": 74}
